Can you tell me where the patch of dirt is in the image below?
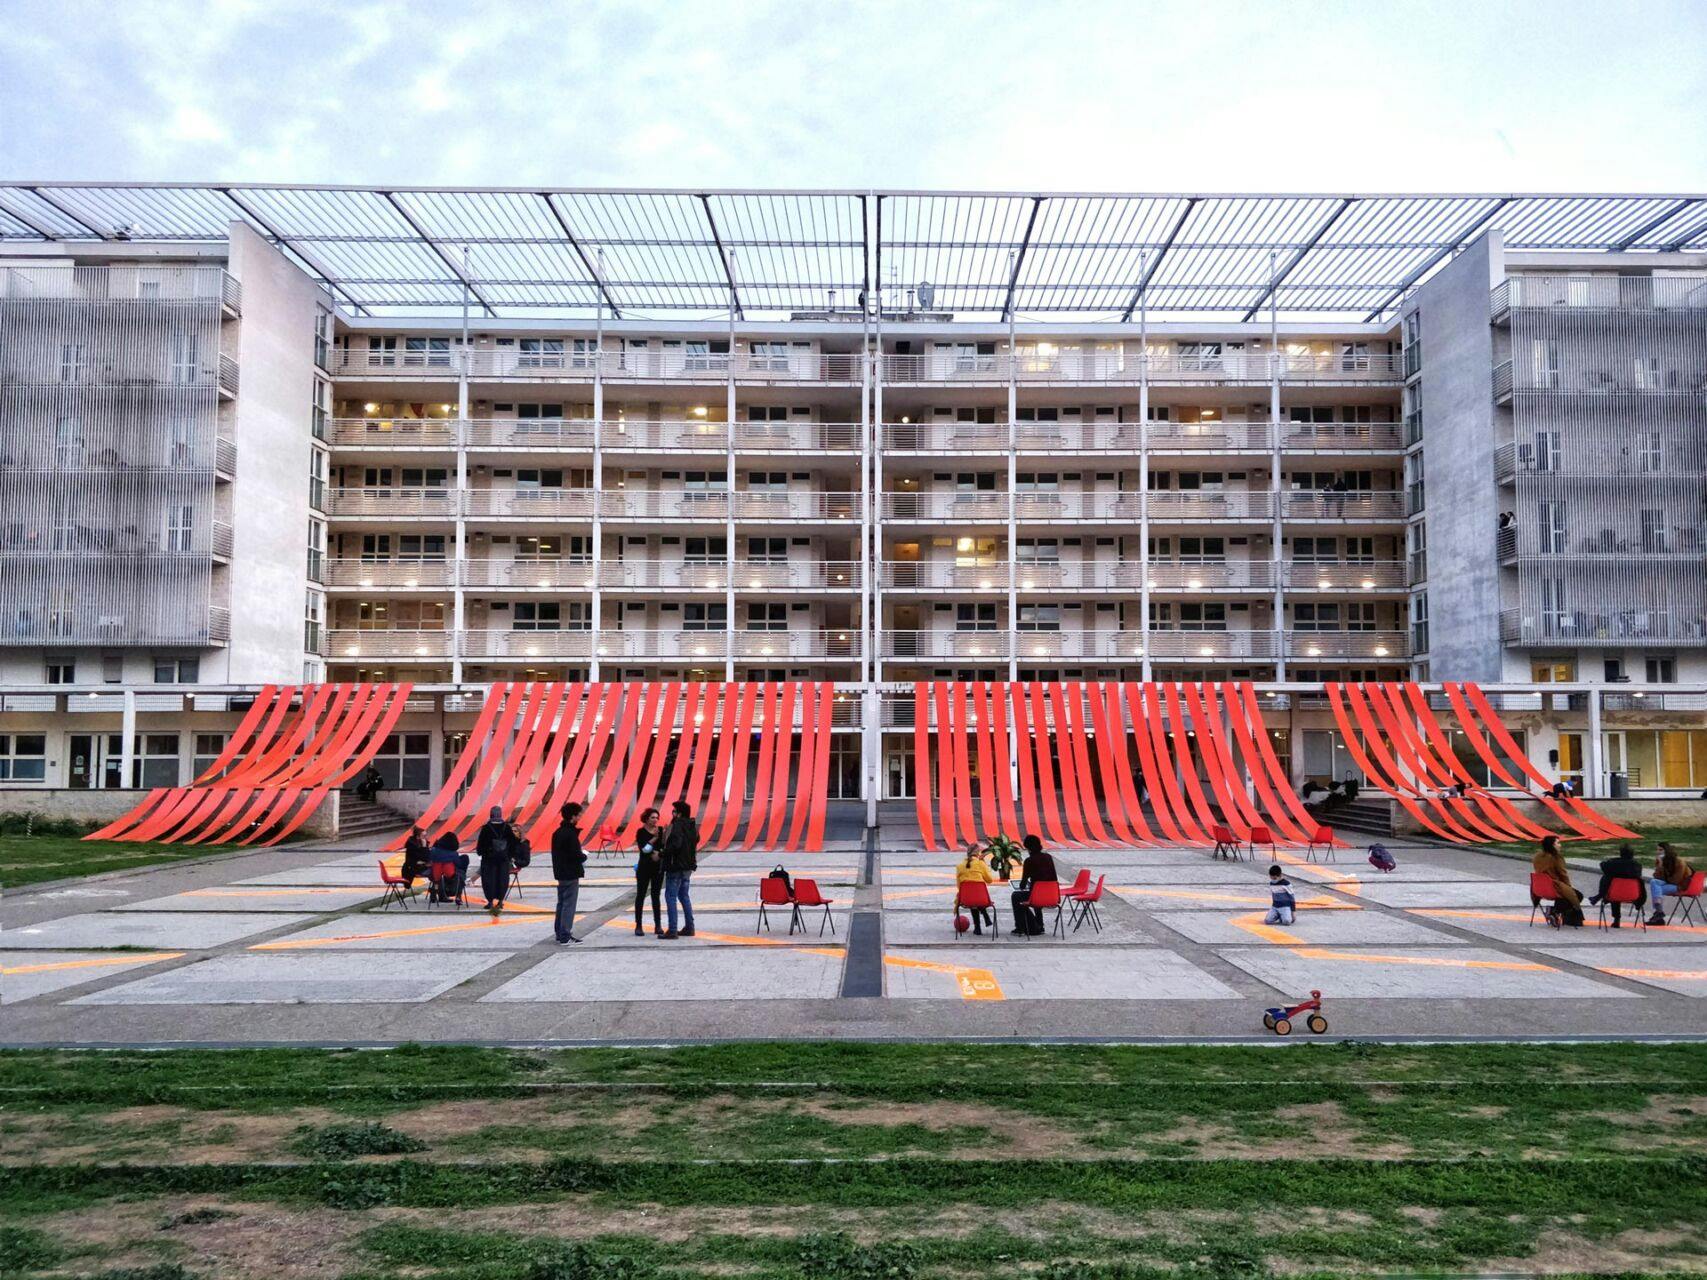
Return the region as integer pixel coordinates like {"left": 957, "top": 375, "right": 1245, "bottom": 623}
{"left": 0, "top": 1106, "right": 339, "bottom": 1165}
{"left": 783, "top": 1095, "right": 1083, "bottom": 1158}
{"left": 1481, "top": 1226, "right": 1707, "bottom": 1275}
{"left": 1135, "top": 1104, "right": 1409, "bottom": 1161}
{"left": 35, "top": 1198, "right": 360, "bottom": 1280}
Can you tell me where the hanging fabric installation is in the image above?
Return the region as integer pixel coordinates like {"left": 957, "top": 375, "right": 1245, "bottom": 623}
{"left": 386, "top": 680, "right": 838, "bottom": 853}
{"left": 86, "top": 683, "right": 414, "bottom": 847}
{"left": 912, "top": 680, "right": 1320, "bottom": 850}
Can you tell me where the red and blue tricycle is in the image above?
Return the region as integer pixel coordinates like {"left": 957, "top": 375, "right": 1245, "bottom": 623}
{"left": 1262, "top": 989, "right": 1327, "bottom": 1036}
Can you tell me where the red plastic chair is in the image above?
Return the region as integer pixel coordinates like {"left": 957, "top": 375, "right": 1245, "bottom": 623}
{"left": 1528, "top": 871, "right": 1562, "bottom": 926}
{"left": 757, "top": 876, "right": 800, "bottom": 934}
{"left": 1062, "top": 868, "right": 1092, "bottom": 900}
{"left": 1246, "top": 825, "right": 1276, "bottom": 864}
{"left": 1210, "top": 823, "right": 1239, "bottom": 860}
{"left": 378, "top": 860, "right": 413, "bottom": 911}
{"left": 1306, "top": 826, "right": 1336, "bottom": 864}
{"left": 1024, "top": 880, "right": 1065, "bottom": 938}
{"left": 1665, "top": 869, "right": 1705, "bottom": 925}
{"left": 955, "top": 880, "right": 997, "bottom": 941}
{"left": 429, "top": 859, "right": 466, "bottom": 909}
{"left": 1597, "top": 876, "right": 1646, "bottom": 931}
{"left": 1069, "top": 874, "right": 1106, "bottom": 933}
{"left": 588, "top": 822, "right": 621, "bottom": 860}
{"left": 793, "top": 878, "right": 837, "bottom": 936}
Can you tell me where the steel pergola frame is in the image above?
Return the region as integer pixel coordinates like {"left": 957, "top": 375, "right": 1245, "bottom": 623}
{"left": 1, "top": 183, "right": 1702, "bottom": 322}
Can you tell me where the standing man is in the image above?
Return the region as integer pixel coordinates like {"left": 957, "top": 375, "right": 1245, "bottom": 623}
{"left": 551, "top": 801, "right": 587, "bottom": 944}
{"left": 661, "top": 799, "right": 699, "bottom": 939}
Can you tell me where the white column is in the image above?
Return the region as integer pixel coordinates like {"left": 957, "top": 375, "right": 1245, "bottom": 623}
{"left": 1268, "top": 251, "right": 1288, "bottom": 681}
{"left": 871, "top": 304, "right": 887, "bottom": 819}
{"left": 1137, "top": 250, "right": 1152, "bottom": 683}
{"left": 724, "top": 255, "right": 738, "bottom": 681}
{"left": 119, "top": 687, "right": 136, "bottom": 789}
{"left": 1586, "top": 685, "right": 1604, "bottom": 799}
{"left": 860, "top": 305, "right": 876, "bottom": 824}
{"left": 452, "top": 247, "right": 471, "bottom": 687}
{"left": 589, "top": 267, "right": 606, "bottom": 683}
{"left": 1006, "top": 265, "right": 1019, "bottom": 683}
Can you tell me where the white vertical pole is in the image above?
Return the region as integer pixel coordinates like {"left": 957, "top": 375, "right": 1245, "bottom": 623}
{"left": 1006, "top": 252, "right": 1019, "bottom": 683}
{"left": 1268, "top": 250, "right": 1287, "bottom": 681}
{"left": 724, "top": 252, "right": 738, "bottom": 682}
{"left": 860, "top": 297, "right": 876, "bottom": 826}
{"left": 872, "top": 284, "right": 886, "bottom": 819}
{"left": 452, "top": 246, "right": 471, "bottom": 687}
{"left": 1586, "top": 685, "right": 1604, "bottom": 799}
{"left": 1137, "top": 250, "right": 1152, "bottom": 683}
{"left": 119, "top": 687, "right": 136, "bottom": 789}
{"left": 589, "top": 250, "right": 606, "bottom": 683}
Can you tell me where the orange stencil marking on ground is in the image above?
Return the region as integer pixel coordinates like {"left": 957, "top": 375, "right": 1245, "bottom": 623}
{"left": 883, "top": 953, "right": 1005, "bottom": 1001}
{"left": 2, "top": 952, "right": 183, "bottom": 975}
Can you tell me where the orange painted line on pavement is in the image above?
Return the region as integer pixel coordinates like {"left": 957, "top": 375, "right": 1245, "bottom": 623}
{"left": 1602, "top": 965, "right": 1707, "bottom": 982}
{"left": 1109, "top": 885, "right": 1355, "bottom": 909}
{"left": 2, "top": 952, "right": 183, "bottom": 976}
{"left": 185, "top": 888, "right": 368, "bottom": 898}
{"left": 1412, "top": 907, "right": 1707, "bottom": 937}
{"left": 883, "top": 953, "right": 1004, "bottom": 1001}
{"left": 250, "top": 914, "right": 553, "bottom": 949}
{"left": 595, "top": 919, "right": 845, "bottom": 958}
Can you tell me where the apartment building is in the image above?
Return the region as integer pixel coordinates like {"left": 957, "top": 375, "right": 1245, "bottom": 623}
{"left": 0, "top": 186, "right": 1702, "bottom": 802}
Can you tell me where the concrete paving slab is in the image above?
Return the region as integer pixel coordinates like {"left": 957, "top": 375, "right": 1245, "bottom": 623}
{"left": 575, "top": 911, "right": 852, "bottom": 948}
{"left": 1101, "top": 886, "right": 1298, "bottom": 911}
{"left": 1153, "top": 909, "right": 1457, "bottom": 947}
{"left": 2, "top": 950, "right": 183, "bottom": 1003}
{"left": 111, "top": 887, "right": 380, "bottom": 913}
{"left": 1287, "top": 862, "right": 1490, "bottom": 883}
{"left": 1534, "top": 945, "right": 1707, "bottom": 997}
{"left": 1078, "top": 863, "right": 1277, "bottom": 885}
{"left": 1408, "top": 909, "right": 1707, "bottom": 946}
{"left": 2, "top": 911, "right": 315, "bottom": 950}
{"left": 236, "top": 864, "right": 392, "bottom": 887}
{"left": 1214, "top": 945, "right": 1631, "bottom": 1000}
{"left": 254, "top": 912, "right": 572, "bottom": 952}
{"left": 481, "top": 946, "right": 846, "bottom": 1002}
{"left": 882, "top": 909, "right": 1137, "bottom": 946}
{"left": 72, "top": 952, "right": 507, "bottom": 1004}
{"left": 883, "top": 946, "right": 1240, "bottom": 1001}
{"left": 1352, "top": 881, "right": 1538, "bottom": 908}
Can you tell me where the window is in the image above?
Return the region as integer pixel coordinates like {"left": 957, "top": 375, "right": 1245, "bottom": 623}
{"left": 1339, "top": 341, "right": 1370, "bottom": 372}
{"left": 59, "top": 343, "right": 87, "bottom": 383}
{"left": 1638, "top": 432, "right": 1663, "bottom": 472}
{"left": 54, "top": 415, "right": 83, "bottom": 467}
{"left": 404, "top": 337, "right": 451, "bottom": 367}
{"left": 1017, "top": 605, "right": 1061, "bottom": 632}
{"left": 170, "top": 331, "right": 199, "bottom": 384}
{"left": 369, "top": 732, "right": 432, "bottom": 790}
{"left": 1177, "top": 341, "right": 1223, "bottom": 372}
{"left": 1532, "top": 431, "right": 1560, "bottom": 472}
{"left": 1530, "top": 339, "right": 1561, "bottom": 389}
{"left": 165, "top": 504, "right": 195, "bottom": 553}
{"left": 1177, "top": 603, "right": 1227, "bottom": 631}
{"left": 1632, "top": 356, "right": 1661, "bottom": 390}
{"left": 46, "top": 661, "right": 75, "bottom": 684}
{"left": 366, "top": 337, "right": 398, "bottom": 367}
{"left": 685, "top": 537, "right": 726, "bottom": 563}
{"left": 747, "top": 537, "right": 787, "bottom": 563}
{"left": 133, "top": 733, "right": 181, "bottom": 788}
{"left": 1639, "top": 509, "right": 1667, "bottom": 553}
{"left": 1016, "top": 538, "right": 1061, "bottom": 565}
{"left": 1540, "top": 578, "right": 1569, "bottom": 633}
{"left": 748, "top": 341, "right": 796, "bottom": 371}
{"left": 47, "top": 587, "right": 74, "bottom": 639}
{"left": 0, "top": 734, "right": 48, "bottom": 782}
{"left": 1646, "top": 656, "right": 1677, "bottom": 684}
{"left": 746, "top": 603, "right": 788, "bottom": 632}
{"left": 101, "top": 655, "right": 123, "bottom": 683}
{"left": 153, "top": 657, "right": 200, "bottom": 683}
{"left": 682, "top": 339, "right": 730, "bottom": 371}
{"left": 683, "top": 603, "right": 727, "bottom": 631}
{"left": 956, "top": 603, "right": 998, "bottom": 632}
{"left": 1538, "top": 500, "right": 1566, "bottom": 554}
{"left": 1410, "top": 593, "right": 1430, "bottom": 653}
{"left": 512, "top": 603, "right": 561, "bottom": 632}
{"left": 168, "top": 415, "right": 196, "bottom": 466}
{"left": 518, "top": 338, "right": 565, "bottom": 369}
{"left": 193, "top": 732, "right": 228, "bottom": 777}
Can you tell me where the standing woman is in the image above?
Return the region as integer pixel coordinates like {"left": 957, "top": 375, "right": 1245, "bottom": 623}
{"left": 475, "top": 805, "right": 518, "bottom": 916}
{"left": 633, "top": 806, "right": 666, "bottom": 937}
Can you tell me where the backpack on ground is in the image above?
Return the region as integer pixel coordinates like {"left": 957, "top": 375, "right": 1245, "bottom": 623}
{"left": 1368, "top": 843, "right": 1397, "bottom": 872}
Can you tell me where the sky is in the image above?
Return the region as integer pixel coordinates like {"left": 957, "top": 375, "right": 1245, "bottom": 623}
{"left": 0, "top": 0, "right": 1704, "bottom": 192}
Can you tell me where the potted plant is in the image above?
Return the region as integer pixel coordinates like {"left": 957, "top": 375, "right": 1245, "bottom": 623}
{"left": 983, "top": 834, "right": 1023, "bottom": 882}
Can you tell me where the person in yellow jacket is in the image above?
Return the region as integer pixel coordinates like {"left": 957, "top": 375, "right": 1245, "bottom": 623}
{"left": 955, "top": 842, "right": 996, "bottom": 935}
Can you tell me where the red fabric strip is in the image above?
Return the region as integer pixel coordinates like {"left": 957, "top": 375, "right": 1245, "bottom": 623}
{"left": 191, "top": 686, "right": 283, "bottom": 785}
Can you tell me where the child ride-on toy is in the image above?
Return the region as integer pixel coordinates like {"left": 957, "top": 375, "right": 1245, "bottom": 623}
{"left": 1262, "top": 989, "right": 1327, "bottom": 1036}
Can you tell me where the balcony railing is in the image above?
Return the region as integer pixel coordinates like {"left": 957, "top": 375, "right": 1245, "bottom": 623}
{"left": 464, "top": 488, "right": 596, "bottom": 520}
{"left": 211, "top": 520, "right": 233, "bottom": 559}
{"left": 1285, "top": 630, "right": 1407, "bottom": 660}
{"left": 217, "top": 353, "right": 240, "bottom": 396}
{"left": 325, "top": 487, "right": 458, "bottom": 518}
{"left": 878, "top": 351, "right": 1403, "bottom": 384}
{"left": 325, "top": 629, "right": 453, "bottom": 659}
{"left": 0, "top": 263, "right": 239, "bottom": 304}
{"left": 1500, "top": 610, "right": 1707, "bottom": 647}
{"left": 1281, "top": 491, "right": 1408, "bottom": 521}
{"left": 1143, "top": 491, "right": 1278, "bottom": 522}
{"left": 462, "top": 629, "right": 593, "bottom": 660}
{"left": 461, "top": 558, "right": 594, "bottom": 590}
{"left": 1495, "top": 274, "right": 1707, "bottom": 317}
{"left": 332, "top": 349, "right": 862, "bottom": 382}
{"left": 600, "top": 490, "right": 860, "bottom": 521}
{"left": 1493, "top": 361, "right": 1514, "bottom": 402}
{"left": 324, "top": 558, "right": 456, "bottom": 589}
{"left": 880, "top": 629, "right": 1282, "bottom": 662}
{"left": 214, "top": 437, "right": 237, "bottom": 476}
{"left": 584, "top": 628, "right": 863, "bottom": 660}
{"left": 601, "top": 560, "right": 861, "bottom": 590}
{"left": 331, "top": 418, "right": 461, "bottom": 448}
{"left": 1285, "top": 559, "right": 1406, "bottom": 591}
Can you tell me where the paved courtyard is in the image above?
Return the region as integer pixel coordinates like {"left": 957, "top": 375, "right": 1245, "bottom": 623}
{"left": 5, "top": 829, "right": 1707, "bottom": 1044}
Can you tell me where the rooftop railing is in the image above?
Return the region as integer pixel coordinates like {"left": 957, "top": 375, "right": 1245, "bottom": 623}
{"left": 0, "top": 264, "right": 240, "bottom": 307}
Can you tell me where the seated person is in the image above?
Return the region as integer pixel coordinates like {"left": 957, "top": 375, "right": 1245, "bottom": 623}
{"left": 1009, "top": 834, "right": 1058, "bottom": 937}
{"left": 1264, "top": 864, "right": 1296, "bottom": 925}
{"left": 955, "top": 843, "right": 996, "bottom": 935}
{"left": 1301, "top": 780, "right": 1327, "bottom": 806}
{"left": 356, "top": 764, "right": 385, "bottom": 802}
{"left": 399, "top": 826, "right": 432, "bottom": 883}
{"left": 428, "top": 830, "right": 470, "bottom": 900}
{"left": 1589, "top": 843, "right": 1647, "bottom": 926}
{"left": 1648, "top": 842, "right": 1695, "bottom": 926}
{"left": 1532, "top": 834, "right": 1584, "bottom": 927}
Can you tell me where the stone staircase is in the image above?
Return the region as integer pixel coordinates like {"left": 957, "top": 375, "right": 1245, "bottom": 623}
{"left": 337, "top": 793, "right": 413, "bottom": 842}
{"left": 1313, "top": 796, "right": 1395, "bottom": 840}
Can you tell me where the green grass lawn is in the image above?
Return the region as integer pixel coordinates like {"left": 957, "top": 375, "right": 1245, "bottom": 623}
{"left": 0, "top": 815, "right": 242, "bottom": 889}
{"left": 1489, "top": 820, "right": 1707, "bottom": 864}
{"left": 1, "top": 1042, "right": 1704, "bottom": 1278}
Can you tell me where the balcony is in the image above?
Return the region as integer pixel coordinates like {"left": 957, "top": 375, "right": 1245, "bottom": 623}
{"left": 1493, "top": 274, "right": 1707, "bottom": 321}
{"left": 461, "top": 629, "right": 593, "bottom": 660}
{"left": 465, "top": 488, "right": 596, "bottom": 520}
{"left": 325, "top": 487, "right": 458, "bottom": 519}
{"left": 601, "top": 560, "right": 861, "bottom": 591}
{"left": 1279, "top": 422, "right": 1405, "bottom": 452}
{"left": 217, "top": 353, "right": 240, "bottom": 397}
{"left": 1282, "top": 491, "right": 1407, "bottom": 523}
{"left": 1285, "top": 630, "right": 1407, "bottom": 661}
{"left": 0, "top": 263, "right": 239, "bottom": 306}
{"left": 211, "top": 520, "right": 233, "bottom": 560}
{"left": 1497, "top": 526, "right": 1518, "bottom": 564}
{"left": 1146, "top": 491, "right": 1276, "bottom": 522}
{"left": 1500, "top": 610, "right": 1707, "bottom": 647}
{"left": 881, "top": 491, "right": 1008, "bottom": 523}
{"left": 325, "top": 558, "right": 455, "bottom": 590}
{"left": 585, "top": 628, "right": 862, "bottom": 661}
{"left": 1285, "top": 559, "right": 1406, "bottom": 591}
{"left": 880, "top": 628, "right": 1280, "bottom": 663}
{"left": 1148, "top": 559, "right": 1275, "bottom": 590}
{"left": 462, "top": 558, "right": 594, "bottom": 591}
{"left": 330, "top": 418, "right": 461, "bottom": 448}
{"left": 470, "top": 418, "right": 597, "bottom": 450}
{"left": 878, "top": 350, "right": 1403, "bottom": 385}
{"left": 214, "top": 437, "right": 237, "bottom": 477}
{"left": 325, "top": 629, "right": 453, "bottom": 660}
{"left": 600, "top": 490, "right": 859, "bottom": 522}
{"left": 332, "top": 348, "right": 862, "bottom": 383}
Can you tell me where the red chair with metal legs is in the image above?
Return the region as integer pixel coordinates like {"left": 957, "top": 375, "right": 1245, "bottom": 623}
{"left": 1211, "top": 824, "right": 1240, "bottom": 860}
{"left": 1597, "top": 876, "right": 1646, "bottom": 931}
{"left": 1664, "top": 870, "right": 1705, "bottom": 925}
{"left": 792, "top": 878, "right": 836, "bottom": 936}
{"left": 378, "top": 860, "right": 413, "bottom": 911}
{"left": 1528, "top": 871, "right": 1563, "bottom": 926}
{"left": 429, "top": 860, "right": 466, "bottom": 909}
{"left": 1246, "top": 825, "right": 1277, "bottom": 864}
{"left": 757, "top": 876, "right": 800, "bottom": 934}
{"left": 1024, "top": 880, "right": 1065, "bottom": 938}
{"left": 955, "top": 880, "right": 998, "bottom": 940}
{"left": 1306, "top": 826, "right": 1336, "bottom": 863}
{"left": 1061, "top": 868, "right": 1091, "bottom": 900}
{"left": 1069, "top": 874, "right": 1106, "bottom": 933}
